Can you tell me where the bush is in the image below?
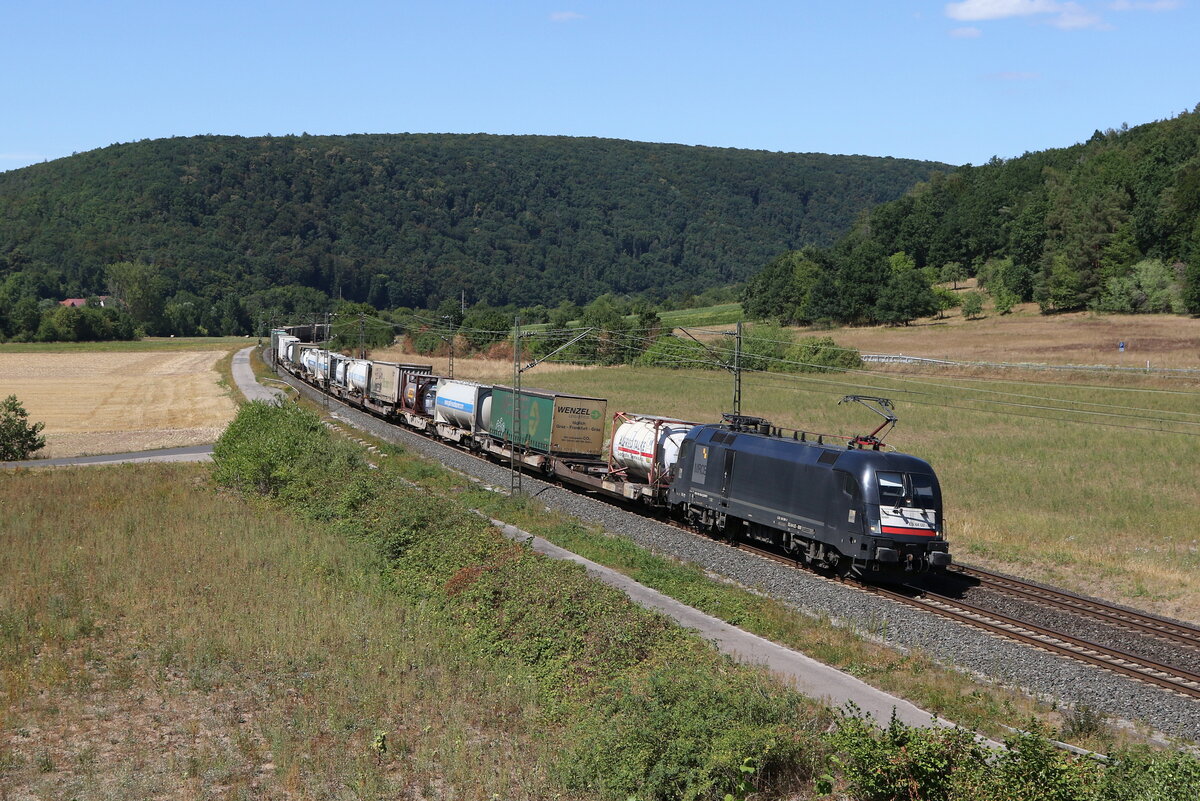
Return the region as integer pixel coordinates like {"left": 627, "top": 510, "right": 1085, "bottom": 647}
{"left": 784, "top": 336, "right": 862, "bottom": 372}
{"left": 961, "top": 291, "right": 985, "bottom": 320}
{"left": 636, "top": 334, "right": 719, "bottom": 369}
{"left": 212, "top": 401, "right": 359, "bottom": 497}
{"left": 0, "top": 394, "right": 46, "bottom": 460}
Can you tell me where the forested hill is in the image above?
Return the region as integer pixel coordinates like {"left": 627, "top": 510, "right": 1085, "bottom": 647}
{"left": 835, "top": 106, "right": 1200, "bottom": 315}
{"left": 0, "top": 134, "right": 947, "bottom": 311}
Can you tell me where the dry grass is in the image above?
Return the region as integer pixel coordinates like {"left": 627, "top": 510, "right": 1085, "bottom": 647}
{"left": 0, "top": 465, "right": 564, "bottom": 800}
{"left": 0, "top": 350, "right": 238, "bottom": 458}
{"left": 829, "top": 303, "right": 1200, "bottom": 370}
{"left": 367, "top": 344, "right": 601, "bottom": 384}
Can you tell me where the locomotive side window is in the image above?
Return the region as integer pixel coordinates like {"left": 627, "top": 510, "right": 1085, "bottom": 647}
{"left": 691, "top": 444, "right": 710, "bottom": 484}
{"left": 677, "top": 440, "right": 693, "bottom": 478}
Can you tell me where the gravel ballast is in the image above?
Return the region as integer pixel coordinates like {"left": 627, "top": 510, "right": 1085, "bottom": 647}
{"left": 285, "top": 372, "right": 1200, "bottom": 742}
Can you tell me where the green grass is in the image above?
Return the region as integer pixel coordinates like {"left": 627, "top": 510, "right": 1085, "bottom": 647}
{"left": 657, "top": 302, "right": 744, "bottom": 328}
{"left": 0, "top": 336, "right": 253, "bottom": 353}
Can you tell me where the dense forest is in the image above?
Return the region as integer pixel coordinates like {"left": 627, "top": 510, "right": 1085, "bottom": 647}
{"left": 0, "top": 134, "right": 946, "bottom": 339}
{"left": 743, "top": 106, "right": 1200, "bottom": 326}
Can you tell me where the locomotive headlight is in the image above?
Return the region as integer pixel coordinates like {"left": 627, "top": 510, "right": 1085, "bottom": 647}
{"left": 869, "top": 523, "right": 880, "bottom": 534}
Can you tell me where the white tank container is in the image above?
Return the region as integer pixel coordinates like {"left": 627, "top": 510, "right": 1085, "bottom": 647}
{"left": 314, "top": 351, "right": 333, "bottom": 381}
{"left": 612, "top": 416, "right": 697, "bottom": 480}
{"left": 434, "top": 380, "right": 492, "bottom": 431}
{"left": 347, "top": 360, "right": 371, "bottom": 393}
{"left": 301, "top": 348, "right": 320, "bottom": 375}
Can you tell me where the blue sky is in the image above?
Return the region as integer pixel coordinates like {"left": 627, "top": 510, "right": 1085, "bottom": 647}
{"left": 3, "top": 1, "right": 1197, "bottom": 172}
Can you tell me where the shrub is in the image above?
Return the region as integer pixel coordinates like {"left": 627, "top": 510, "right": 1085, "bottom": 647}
{"left": 636, "top": 334, "right": 719, "bottom": 369}
{"left": 212, "top": 401, "right": 359, "bottom": 496}
{"left": 0, "top": 394, "right": 46, "bottom": 460}
{"left": 784, "top": 336, "right": 862, "bottom": 372}
{"left": 961, "top": 291, "right": 985, "bottom": 320}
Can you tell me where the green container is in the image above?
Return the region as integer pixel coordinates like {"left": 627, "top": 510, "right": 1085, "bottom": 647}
{"left": 489, "top": 387, "right": 607, "bottom": 457}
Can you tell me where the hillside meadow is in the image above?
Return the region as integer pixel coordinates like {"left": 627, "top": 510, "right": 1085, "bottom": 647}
{"left": 383, "top": 309, "right": 1200, "bottom": 623}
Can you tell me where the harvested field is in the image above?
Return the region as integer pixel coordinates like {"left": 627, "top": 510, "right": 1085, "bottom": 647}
{"left": 1, "top": 350, "right": 238, "bottom": 458}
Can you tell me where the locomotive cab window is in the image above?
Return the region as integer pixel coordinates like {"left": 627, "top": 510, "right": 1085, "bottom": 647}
{"left": 837, "top": 470, "right": 861, "bottom": 500}
{"left": 876, "top": 472, "right": 937, "bottom": 509}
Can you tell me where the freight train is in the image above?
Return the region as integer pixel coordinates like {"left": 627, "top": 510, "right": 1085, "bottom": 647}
{"left": 270, "top": 330, "right": 951, "bottom": 577}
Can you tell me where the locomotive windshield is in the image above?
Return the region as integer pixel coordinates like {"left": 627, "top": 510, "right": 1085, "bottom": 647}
{"left": 876, "top": 472, "right": 937, "bottom": 510}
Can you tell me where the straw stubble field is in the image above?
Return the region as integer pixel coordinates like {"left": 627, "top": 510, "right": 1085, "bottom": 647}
{"left": 0, "top": 349, "right": 238, "bottom": 458}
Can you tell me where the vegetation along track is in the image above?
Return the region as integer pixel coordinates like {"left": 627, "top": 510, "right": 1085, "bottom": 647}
{"left": 273, "top": 357, "right": 1200, "bottom": 707}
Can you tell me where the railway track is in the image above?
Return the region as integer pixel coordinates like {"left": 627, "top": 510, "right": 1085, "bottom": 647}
{"left": 280, "top": 363, "right": 1200, "bottom": 703}
{"left": 731, "top": 541, "right": 1200, "bottom": 699}
{"left": 945, "top": 565, "right": 1200, "bottom": 651}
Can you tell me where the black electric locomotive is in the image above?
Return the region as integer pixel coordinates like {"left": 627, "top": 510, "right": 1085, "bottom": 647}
{"left": 667, "top": 410, "right": 951, "bottom": 576}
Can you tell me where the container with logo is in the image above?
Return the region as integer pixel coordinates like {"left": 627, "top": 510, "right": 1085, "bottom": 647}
{"left": 434, "top": 380, "right": 492, "bottom": 431}
{"left": 489, "top": 387, "right": 607, "bottom": 458}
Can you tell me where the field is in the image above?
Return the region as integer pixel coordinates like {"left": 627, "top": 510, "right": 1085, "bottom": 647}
{"left": 377, "top": 309, "right": 1200, "bottom": 623}
{"left": 829, "top": 302, "right": 1200, "bottom": 370}
{"left": 0, "top": 465, "right": 567, "bottom": 799}
{"left": 0, "top": 344, "right": 240, "bottom": 458}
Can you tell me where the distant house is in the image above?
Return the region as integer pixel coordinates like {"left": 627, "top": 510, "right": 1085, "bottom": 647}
{"left": 59, "top": 296, "right": 112, "bottom": 308}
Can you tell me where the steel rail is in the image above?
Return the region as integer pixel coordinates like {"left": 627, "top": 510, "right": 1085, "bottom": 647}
{"left": 947, "top": 565, "right": 1200, "bottom": 649}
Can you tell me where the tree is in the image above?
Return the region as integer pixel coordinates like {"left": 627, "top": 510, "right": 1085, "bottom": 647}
{"left": 874, "top": 270, "right": 937, "bottom": 326}
{"left": 1184, "top": 259, "right": 1200, "bottom": 315}
{"left": 961, "top": 291, "right": 985, "bottom": 320}
{"left": 106, "top": 261, "right": 168, "bottom": 335}
{"left": 991, "top": 286, "right": 1019, "bottom": 315}
{"left": 933, "top": 287, "right": 961, "bottom": 319}
{"left": 939, "top": 261, "right": 967, "bottom": 289}
{"left": 1, "top": 395, "right": 46, "bottom": 460}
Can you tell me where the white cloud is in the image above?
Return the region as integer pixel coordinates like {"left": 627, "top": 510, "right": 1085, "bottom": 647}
{"left": 945, "top": 0, "right": 1060, "bottom": 20}
{"left": 1050, "top": 1, "right": 1108, "bottom": 27}
{"left": 1109, "top": 0, "right": 1181, "bottom": 10}
{"left": 945, "top": 0, "right": 1110, "bottom": 29}
{"left": 549, "top": 11, "right": 584, "bottom": 22}
{"left": 949, "top": 25, "right": 984, "bottom": 36}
